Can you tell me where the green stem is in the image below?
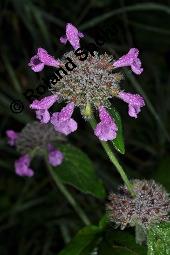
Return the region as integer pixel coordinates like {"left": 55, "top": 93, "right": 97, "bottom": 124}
{"left": 135, "top": 224, "right": 146, "bottom": 245}
{"left": 45, "top": 157, "right": 91, "bottom": 226}
{"left": 100, "top": 142, "right": 135, "bottom": 196}
{"left": 89, "top": 117, "right": 135, "bottom": 197}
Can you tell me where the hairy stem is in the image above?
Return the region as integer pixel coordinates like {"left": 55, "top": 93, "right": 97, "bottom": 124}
{"left": 135, "top": 224, "right": 146, "bottom": 245}
{"left": 89, "top": 116, "right": 135, "bottom": 197}
{"left": 45, "top": 157, "right": 91, "bottom": 226}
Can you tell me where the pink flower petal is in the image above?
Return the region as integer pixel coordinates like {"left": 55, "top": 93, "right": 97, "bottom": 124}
{"left": 32, "top": 63, "right": 45, "bottom": 72}
{"left": 60, "top": 35, "right": 67, "bottom": 44}
{"left": 30, "top": 95, "right": 58, "bottom": 123}
{"left": 113, "top": 48, "right": 143, "bottom": 75}
{"left": 28, "top": 48, "right": 60, "bottom": 72}
{"left": 28, "top": 55, "right": 45, "bottom": 72}
{"left": 48, "top": 144, "right": 64, "bottom": 167}
{"left": 131, "top": 58, "right": 143, "bottom": 75}
{"left": 118, "top": 91, "right": 145, "bottom": 118}
{"left": 37, "top": 48, "right": 60, "bottom": 67}
{"left": 50, "top": 102, "right": 78, "bottom": 135}
{"left": 78, "top": 32, "right": 84, "bottom": 38}
{"left": 30, "top": 95, "right": 58, "bottom": 110}
{"left": 94, "top": 106, "right": 118, "bottom": 141}
{"left": 15, "top": 154, "right": 34, "bottom": 177}
{"left": 60, "top": 23, "right": 84, "bottom": 50}
{"left": 36, "top": 109, "right": 51, "bottom": 123}
{"left": 6, "top": 130, "right": 18, "bottom": 146}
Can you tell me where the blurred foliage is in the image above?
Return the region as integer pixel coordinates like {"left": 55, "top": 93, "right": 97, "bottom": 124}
{"left": 0, "top": 0, "right": 170, "bottom": 254}
{"left": 147, "top": 222, "right": 170, "bottom": 255}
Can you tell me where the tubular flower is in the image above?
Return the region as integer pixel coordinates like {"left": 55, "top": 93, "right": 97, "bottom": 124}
{"left": 7, "top": 122, "right": 65, "bottom": 177}
{"left": 48, "top": 144, "right": 64, "bottom": 167}
{"left": 30, "top": 95, "right": 59, "bottom": 123}
{"left": 113, "top": 48, "right": 143, "bottom": 75}
{"left": 118, "top": 92, "right": 145, "bottom": 118}
{"left": 60, "top": 23, "right": 84, "bottom": 50}
{"left": 106, "top": 179, "right": 170, "bottom": 230}
{"left": 6, "top": 130, "right": 18, "bottom": 146}
{"left": 28, "top": 48, "right": 61, "bottom": 72}
{"left": 94, "top": 106, "right": 118, "bottom": 141}
{"left": 15, "top": 154, "right": 34, "bottom": 177}
{"left": 29, "top": 23, "right": 145, "bottom": 141}
{"left": 50, "top": 102, "right": 77, "bottom": 135}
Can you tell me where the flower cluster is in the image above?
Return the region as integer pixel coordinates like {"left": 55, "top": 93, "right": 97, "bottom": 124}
{"left": 6, "top": 122, "right": 65, "bottom": 177}
{"left": 106, "top": 179, "right": 170, "bottom": 230}
{"left": 28, "top": 23, "right": 145, "bottom": 142}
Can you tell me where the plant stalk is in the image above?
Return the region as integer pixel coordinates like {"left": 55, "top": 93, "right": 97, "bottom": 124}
{"left": 89, "top": 116, "right": 135, "bottom": 197}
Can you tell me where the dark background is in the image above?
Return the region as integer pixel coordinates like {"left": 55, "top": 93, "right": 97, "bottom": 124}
{"left": 0, "top": 0, "right": 170, "bottom": 254}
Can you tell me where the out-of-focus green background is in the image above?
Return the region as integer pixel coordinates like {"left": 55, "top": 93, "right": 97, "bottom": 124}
{"left": 0, "top": 0, "right": 170, "bottom": 254}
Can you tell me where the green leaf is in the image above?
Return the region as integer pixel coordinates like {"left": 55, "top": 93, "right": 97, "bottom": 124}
{"left": 58, "top": 225, "right": 101, "bottom": 255}
{"left": 56, "top": 144, "right": 106, "bottom": 198}
{"left": 98, "top": 214, "right": 108, "bottom": 230}
{"left": 108, "top": 107, "right": 125, "bottom": 154}
{"left": 98, "top": 228, "right": 146, "bottom": 255}
{"left": 147, "top": 222, "right": 170, "bottom": 255}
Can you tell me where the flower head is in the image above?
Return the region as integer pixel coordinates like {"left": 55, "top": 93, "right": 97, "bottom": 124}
{"left": 106, "top": 179, "right": 170, "bottom": 230}
{"left": 15, "top": 154, "right": 34, "bottom": 177}
{"left": 50, "top": 102, "right": 77, "bottom": 135}
{"left": 30, "top": 95, "right": 58, "bottom": 123}
{"left": 60, "top": 23, "right": 84, "bottom": 50}
{"left": 29, "top": 23, "right": 145, "bottom": 141}
{"left": 28, "top": 48, "right": 60, "bottom": 72}
{"left": 113, "top": 48, "right": 143, "bottom": 75}
{"left": 6, "top": 130, "right": 18, "bottom": 146}
{"left": 16, "top": 121, "right": 65, "bottom": 154}
{"left": 94, "top": 106, "right": 118, "bottom": 141}
{"left": 50, "top": 51, "right": 122, "bottom": 112}
{"left": 118, "top": 92, "right": 145, "bottom": 118}
{"left": 8, "top": 122, "right": 65, "bottom": 177}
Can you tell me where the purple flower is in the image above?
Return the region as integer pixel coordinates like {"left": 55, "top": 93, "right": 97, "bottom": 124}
{"left": 60, "top": 23, "right": 84, "bottom": 50}
{"left": 118, "top": 91, "right": 145, "bottom": 118}
{"left": 28, "top": 48, "right": 60, "bottom": 72}
{"left": 35, "top": 109, "right": 51, "bottom": 123}
{"left": 94, "top": 106, "right": 118, "bottom": 141}
{"left": 50, "top": 102, "right": 78, "bottom": 135}
{"left": 113, "top": 48, "right": 143, "bottom": 75}
{"left": 6, "top": 130, "right": 18, "bottom": 146}
{"left": 15, "top": 154, "right": 34, "bottom": 177}
{"left": 48, "top": 144, "right": 64, "bottom": 167}
{"left": 30, "top": 95, "right": 59, "bottom": 123}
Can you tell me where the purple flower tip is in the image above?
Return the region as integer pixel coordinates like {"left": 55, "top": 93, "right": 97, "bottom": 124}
{"left": 30, "top": 95, "right": 58, "bottom": 110}
{"left": 30, "top": 95, "right": 58, "bottom": 123}
{"left": 48, "top": 144, "right": 64, "bottom": 167}
{"left": 113, "top": 48, "right": 143, "bottom": 75}
{"left": 50, "top": 102, "right": 78, "bottom": 135}
{"left": 94, "top": 106, "right": 118, "bottom": 141}
{"left": 28, "top": 48, "right": 60, "bottom": 72}
{"left": 15, "top": 154, "right": 34, "bottom": 177}
{"left": 118, "top": 91, "right": 145, "bottom": 118}
{"left": 60, "top": 23, "right": 84, "bottom": 50}
{"left": 6, "top": 130, "right": 18, "bottom": 146}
